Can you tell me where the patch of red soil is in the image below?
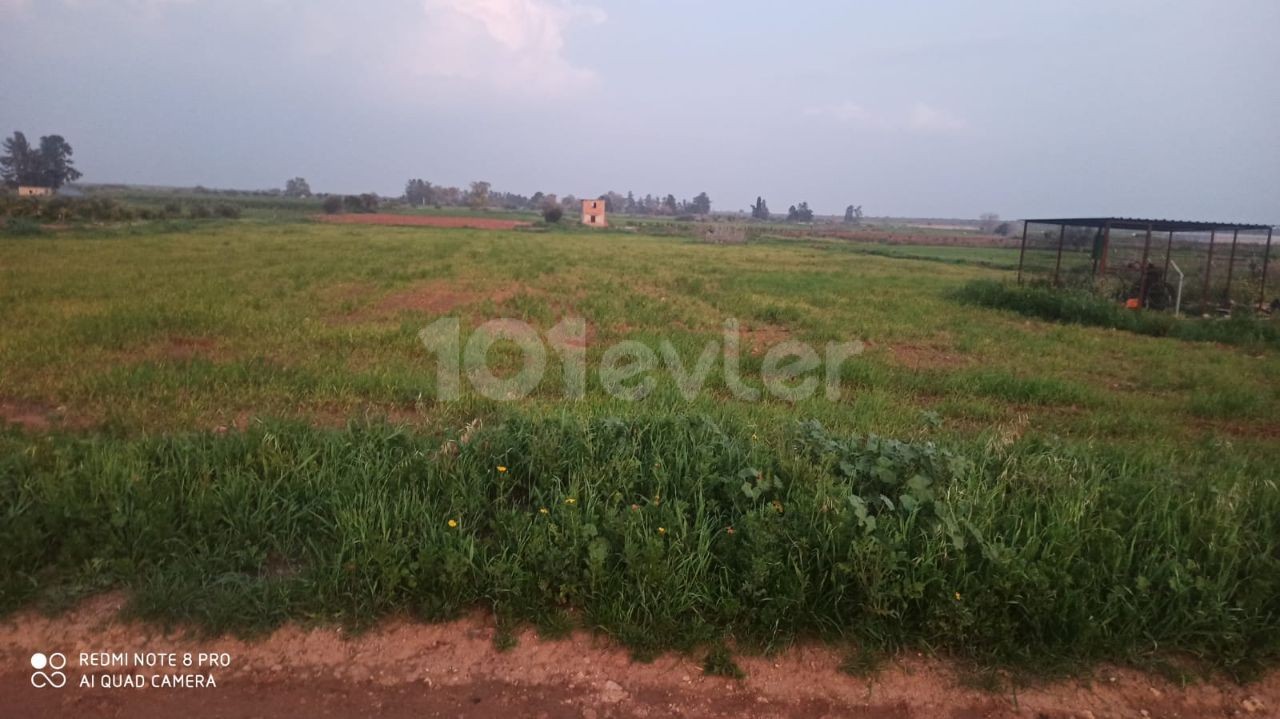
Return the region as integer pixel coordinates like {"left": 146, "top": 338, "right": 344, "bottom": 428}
{"left": 315, "top": 214, "right": 530, "bottom": 230}
{"left": 0, "top": 398, "right": 91, "bottom": 431}
{"left": 332, "top": 280, "right": 524, "bottom": 323}
{"left": 1, "top": 594, "right": 1276, "bottom": 719}
{"left": 377, "top": 281, "right": 522, "bottom": 316}
{"left": 740, "top": 324, "right": 793, "bottom": 356}
{"left": 152, "top": 336, "right": 219, "bottom": 362}
{"left": 889, "top": 343, "right": 969, "bottom": 370}
{"left": 0, "top": 399, "right": 54, "bottom": 430}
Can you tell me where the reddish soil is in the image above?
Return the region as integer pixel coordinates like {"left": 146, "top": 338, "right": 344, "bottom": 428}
{"left": 889, "top": 343, "right": 970, "bottom": 370}
{"left": 377, "top": 281, "right": 522, "bottom": 315}
{"left": 3, "top": 594, "right": 1275, "bottom": 719}
{"left": 0, "top": 398, "right": 92, "bottom": 431}
{"left": 315, "top": 214, "right": 530, "bottom": 230}
{"left": 740, "top": 324, "right": 793, "bottom": 356}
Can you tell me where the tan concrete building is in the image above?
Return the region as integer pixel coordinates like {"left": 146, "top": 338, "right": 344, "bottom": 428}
{"left": 581, "top": 199, "right": 607, "bottom": 227}
{"left": 17, "top": 186, "right": 53, "bottom": 197}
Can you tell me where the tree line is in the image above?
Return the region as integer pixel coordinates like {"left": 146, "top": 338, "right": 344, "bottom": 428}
{"left": 1, "top": 131, "right": 82, "bottom": 189}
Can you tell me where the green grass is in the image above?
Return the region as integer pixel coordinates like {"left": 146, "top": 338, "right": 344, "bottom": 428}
{"left": 1, "top": 220, "right": 1278, "bottom": 675}
{"left": 955, "top": 279, "right": 1280, "bottom": 348}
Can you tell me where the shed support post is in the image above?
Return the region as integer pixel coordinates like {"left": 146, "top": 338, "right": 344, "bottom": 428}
{"left": 1261, "top": 227, "right": 1274, "bottom": 309}
{"left": 1138, "top": 223, "right": 1154, "bottom": 307}
{"left": 1224, "top": 228, "right": 1240, "bottom": 307}
{"left": 1201, "top": 229, "right": 1216, "bottom": 314}
{"left": 1016, "top": 222, "right": 1029, "bottom": 285}
{"left": 1053, "top": 224, "right": 1066, "bottom": 287}
{"left": 1099, "top": 223, "right": 1111, "bottom": 274}
{"left": 1162, "top": 231, "right": 1175, "bottom": 284}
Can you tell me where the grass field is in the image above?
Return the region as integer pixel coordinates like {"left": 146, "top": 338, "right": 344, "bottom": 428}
{"left": 2, "top": 218, "right": 1278, "bottom": 675}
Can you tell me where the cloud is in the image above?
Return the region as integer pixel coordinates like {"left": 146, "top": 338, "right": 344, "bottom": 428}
{"left": 907, "top": 102, "right": 966, "bottom": 133}
{"left": 409, "top": 0, "right": 606, "bottom": 95}
{"left": 804, "top": 101, "right": 967, "bottom": 134}
{"left": 803, "top": 101, "right": 881, "bottom": 126}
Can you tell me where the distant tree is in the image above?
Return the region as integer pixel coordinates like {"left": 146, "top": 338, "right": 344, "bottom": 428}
{"left": 542, "top": 202, "right": 563, "bottom": 223}
{"left": 751, "top": 196, "right": 770, "bottom": 221}
{"left": 405, "top": 178, "right": 433, "bottom": 206}
{"left": 600, "top": 190, "right": 626, "bottom": 213}
{"left": 787, "top": 202, "right": 814, "bottom": 222}
{"left": 624, "top": 191, "right": 637, "bottom": 214}
{"left": 843, "top": 204, "right": 863, "bottom": 224}
{"left": 994, "top": 221, "right": 1012, "bottom": 236}
{"left": 321, "top": 196, "right": 343, "bottom": 214}
{"left": 342, "top": 195, "right": 378, "bottom": 213}
{"left": 468, "top": 180, "right": 491, "bottom": 209}
{"left": 560, "top": 194, "right": 577, "bottom": 210}
{"left": 979, "top": 212, "right": 1001, "bottom": 233}
{"left": 0, "top": 131, "right": 37, "bottom": 187}
{"left": 284, "top": 177, "right": 312, "bottom": 198}
{"left": 690, "top": 192, "right": 711, "bottom": 215}
{"left": 34, "top": 135, "right": 82, "bottom": 189}
{"left": 663, "top": 194, "right": 678, "bottom": 214}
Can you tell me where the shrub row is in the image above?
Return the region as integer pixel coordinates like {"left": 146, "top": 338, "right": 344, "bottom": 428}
{"left": 0, "top": 195, "right": 241, "bottom": 225}
{"left": 1, "top": 414, "right": 1276, "bottom": 673}
{"left": 955, "top": 279, "right": 1280, "bottom": 348}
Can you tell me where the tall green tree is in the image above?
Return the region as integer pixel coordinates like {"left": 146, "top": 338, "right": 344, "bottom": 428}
{"left": 0, "top": 131, "right": 37, "bottom": 187}
{"left": 284, "top": 177, "right": 312, "bottom": 198}
{"left": 751, "top": 196, "right": 770, "bottom": 220}
{"left": 787, "top": 202, "right": 814, "bottom": 222}
{"left": 690, "top": 192, "right": 711, "bottom": 215}
{"left": 468, "top": 181, "right": 491, "bottom": 209}
{"left": 35, "top": 135, "right": 82, "bottom": 189}
{"left": 405, "top": 178, "right": 433, "bottom": 206}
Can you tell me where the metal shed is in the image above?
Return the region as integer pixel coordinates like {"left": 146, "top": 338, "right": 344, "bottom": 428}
{"left": 1017, "top": 217, "right": 1274, "bottom": 314}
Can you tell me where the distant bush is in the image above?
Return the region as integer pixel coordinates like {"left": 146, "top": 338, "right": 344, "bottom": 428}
{"left": 955, "top": 279, "right": 1279, "bottom": 348}
{"left": 321, "top": 196, "right": 343, "bottom": 214}
{"left": 3, "top": 217, "right": 43, "bottom": 236}
{"left": 342, "top": 195, "right": 378, "bottom": 213}
{"left": 163, "top": 201, "right": 183, "bottom": 218}
{"left": 213, "top": 202, "right": 242, "bottom": 219}
{"left": 188, "top": 203, "right": 212, "bottom": 220}
{"left": 542, "top": 205, "right": 563, "bottom": 223}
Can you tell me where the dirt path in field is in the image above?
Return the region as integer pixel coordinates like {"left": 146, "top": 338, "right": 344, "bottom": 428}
{"left": 315, "top": 213, "right": 530, "bottom": 230}
{"left": 1, "top": 594, "right": 1275, "bottom": 718}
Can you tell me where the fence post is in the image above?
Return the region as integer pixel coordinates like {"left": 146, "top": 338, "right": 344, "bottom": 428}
{"left": 1260, "top": 227, "right": 1274, "bottom": 309}
{"left": 1138, "top": 223, "right": 1154, "bottom": 307}
{"left": 1201, "top": 229, "right": 1216, "bottom": 314}
{"left": 1053, "top": 224, "right": 1066, "bottom": 287}
{"left": 1016, "top": 222, "right": 1029, "bottom": 285}
{"left": 1224, "top": 228, "right": 1240, "bottom": 307}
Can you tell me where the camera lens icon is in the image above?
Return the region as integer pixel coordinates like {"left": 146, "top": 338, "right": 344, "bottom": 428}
{"left": 30, "top": 652, "right": 67, "bottom": 688}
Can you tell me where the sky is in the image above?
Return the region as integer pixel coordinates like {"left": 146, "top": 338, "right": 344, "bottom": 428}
{"left": 1, "top": 0, "right": 1277, "bottom": 221}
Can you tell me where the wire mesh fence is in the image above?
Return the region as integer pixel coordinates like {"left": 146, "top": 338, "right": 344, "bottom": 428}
{"left": 1019, "top": 221, "right": 1275, "bottom": 315}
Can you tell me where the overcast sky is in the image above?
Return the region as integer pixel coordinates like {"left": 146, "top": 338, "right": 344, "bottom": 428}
{"left": 1, "top": 0, "right": 1277, "bottom": 220}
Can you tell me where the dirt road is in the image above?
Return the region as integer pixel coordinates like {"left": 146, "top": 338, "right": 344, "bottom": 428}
{"left": 1, "top": 594, "right": 1274, "bottom": 718}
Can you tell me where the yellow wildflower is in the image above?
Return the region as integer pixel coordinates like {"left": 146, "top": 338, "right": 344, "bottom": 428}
{"left": 539, "top": 507, "right": 549, "bottom": 515}
{"left": 954, "top": 592, "right": 961, "bottom": 601}
{"left": 658, "top": 527, "right": 667, "bottom": 535}
{"left": 565, "top": 497, "right": 577, "bottom": 505}
{"left": 497, "top": 466, "right": 508, "bottom": 473}
{"left": 448, "top": 519, "right": 459, "bottom": 528}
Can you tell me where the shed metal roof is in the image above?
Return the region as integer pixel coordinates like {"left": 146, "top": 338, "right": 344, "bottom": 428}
{"left": 1021, "top": 217, "right": 1272, "bottom": 233}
